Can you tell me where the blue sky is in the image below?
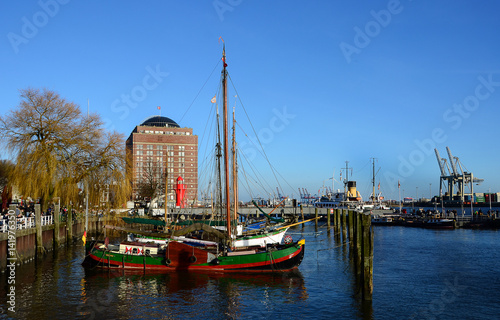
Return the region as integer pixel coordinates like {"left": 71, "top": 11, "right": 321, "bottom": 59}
{"left": 1, "top": 1, "right": 500, "bottom": 201}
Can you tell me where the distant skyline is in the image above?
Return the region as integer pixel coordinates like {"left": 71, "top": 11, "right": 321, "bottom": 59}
{"left": 1, "top": 1, "right": 500, "bottom": 201}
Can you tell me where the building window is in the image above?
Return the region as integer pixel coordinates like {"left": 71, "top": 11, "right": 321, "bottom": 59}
{"left": 136, "top": 150, "right": 143, "bottom": 155}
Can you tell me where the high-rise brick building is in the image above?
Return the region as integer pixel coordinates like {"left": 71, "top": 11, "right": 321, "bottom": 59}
{"left": 126, "top": 116, "right": 198, "bottom": 205}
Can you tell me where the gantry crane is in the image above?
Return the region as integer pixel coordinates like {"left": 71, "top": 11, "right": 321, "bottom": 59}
{"left": 434, "top": 147, "right": 484, "bottom": 203}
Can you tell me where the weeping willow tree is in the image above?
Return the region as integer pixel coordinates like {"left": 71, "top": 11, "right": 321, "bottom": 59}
{"left": 0, "top": 88, "right": 130, "bottom": 211}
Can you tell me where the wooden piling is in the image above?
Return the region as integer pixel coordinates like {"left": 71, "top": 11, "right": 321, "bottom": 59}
{"left": 67, "top": 206, "right": 73, "bottom": 243}
{"left": 300, "top": 205, "right": 304, "bottom": 229}
{"left": 314, "top": 207, "right": 318, "bottom": 228}
{"left": 335, "top": 209, "right": 340, "bottom": 229}
{"left": 341, "top": 208, "right": 346, "bottom": 228}
{"left": 362, "top": 213, "right": 373, "bottom": 300}
{"left": 348, "top": 210, "right": 354, "bottom": 243}
{"left": 327, "top": 208, "right": 331, "bottom": 228}
{"left": 341, "top": 209, "right": 347, "bottom": 241}
{"left": 35, "top": 204, "right": 44, "bottom": 256}
{"left": 54, "top": 204, "right": 60, "bottom": 248}
{"left": 355, "top": 211, "right": 362, "bottom": 276}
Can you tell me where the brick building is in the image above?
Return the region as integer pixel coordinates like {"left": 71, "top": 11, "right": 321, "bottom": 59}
{"left": 126, "top": 116, "right": 198, "bottom": 205}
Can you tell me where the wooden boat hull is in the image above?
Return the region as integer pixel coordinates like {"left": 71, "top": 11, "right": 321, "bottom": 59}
{"left": 83, "top": 240, "right": 305, "bottom": 273}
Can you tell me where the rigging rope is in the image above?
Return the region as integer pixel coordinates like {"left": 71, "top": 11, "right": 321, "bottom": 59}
{"left": 178, "top": 59, "right": 221, "bottom": 124}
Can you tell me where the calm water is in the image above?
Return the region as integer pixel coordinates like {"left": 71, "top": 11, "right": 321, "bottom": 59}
{"left": 1, "top": 224, "right": 500, "bottom": 319}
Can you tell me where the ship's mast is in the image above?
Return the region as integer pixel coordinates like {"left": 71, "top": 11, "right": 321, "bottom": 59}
{"left": 222, "top": 45, "right": 232, "bottom": 244}
{"left": 232, "top": 105, "right": 238, "bottom": 231}
{"left": 371, "top": 158, "right": 376, "bottom": 202}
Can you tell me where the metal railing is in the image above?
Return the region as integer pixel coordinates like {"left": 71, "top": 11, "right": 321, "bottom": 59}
{"left": 0, "top": 215, "right": 54, "bottom": 233}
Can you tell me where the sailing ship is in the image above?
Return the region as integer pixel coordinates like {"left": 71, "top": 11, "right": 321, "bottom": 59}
{"left": 83, "top": 45, "right": 305, "bottom": 272}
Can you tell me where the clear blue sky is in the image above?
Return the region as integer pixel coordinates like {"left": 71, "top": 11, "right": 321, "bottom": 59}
{"left": 1, "top": 1, "right": 500, "bottom": 201}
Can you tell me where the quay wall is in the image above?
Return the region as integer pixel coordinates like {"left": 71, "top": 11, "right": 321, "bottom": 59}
{"left": 0, "top": 211, "right": 109, "bottom": 272}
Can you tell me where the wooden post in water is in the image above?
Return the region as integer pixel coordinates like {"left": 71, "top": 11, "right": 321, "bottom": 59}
{"left": 362, "top": 213, "right": 373, "bottom": 300}
{"left": 54, "top": 203, "right": 60, "bottom": 248}
{"left": 348, "top": 210, "right": 354, "bottom": 243}
{"left": 300, "top": 205, "right": 304, "bottom": 229}
{"left": 67, "top": 206, "right": 73, "bottom": 243}
{"left": 315, "top": 207, "right": 318, "bottom": 228}
{"left": 335, "top": 209, "right": 340, "bottom": 229}
{"left": 341, "top": 208, "right": 347, "bottom": 241}
{"left": 327, "top": 208, "right": 331, "bottom": 228}
{"left": 355, "top": 211, "right": 362, "bottom": 277}
{"left": 35, "top": 204, "right": 44, "bottom": 256}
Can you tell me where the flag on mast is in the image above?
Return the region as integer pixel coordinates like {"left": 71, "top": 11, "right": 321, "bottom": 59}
{"left": 82, "top": 230, "right": 87, "bottom": 245}
{"left": 211, "top": 96, "right": 216, "bottom": 103}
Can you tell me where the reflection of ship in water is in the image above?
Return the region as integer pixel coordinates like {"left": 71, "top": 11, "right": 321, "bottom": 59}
{"left": 82, "top": 268, "right": 308, "bottom": 318}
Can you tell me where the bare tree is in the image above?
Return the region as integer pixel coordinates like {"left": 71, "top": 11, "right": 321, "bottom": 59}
{"left": 136, "top": 159, "right": 165, "bottom": 201}
{"left": 0, "top": 88, "right": 130, "bottom": 210}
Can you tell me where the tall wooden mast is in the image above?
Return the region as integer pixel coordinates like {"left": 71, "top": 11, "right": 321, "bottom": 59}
{"left": 232, "top": 105, "right": 238, "bottom": 228}
{"left": 222, "top": 45, "right": 231, "bottom": 243}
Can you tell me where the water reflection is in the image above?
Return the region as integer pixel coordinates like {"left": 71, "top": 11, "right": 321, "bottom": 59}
{"left": 79, "top": 269, "right": 308, "bottom": 319}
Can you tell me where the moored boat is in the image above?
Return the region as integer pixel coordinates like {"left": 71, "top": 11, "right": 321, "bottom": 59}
{"left": 83, "top": 238, "right": 305, "bottom": 272}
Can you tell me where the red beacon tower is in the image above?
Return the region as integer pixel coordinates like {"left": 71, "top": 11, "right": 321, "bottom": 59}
{"left": 175, "top": 176, "right": 187, "bottom": 208}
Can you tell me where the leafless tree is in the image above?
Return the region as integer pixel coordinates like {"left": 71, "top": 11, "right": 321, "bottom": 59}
{"left": 0, "top": 88, "right": 130, "bottom": 211}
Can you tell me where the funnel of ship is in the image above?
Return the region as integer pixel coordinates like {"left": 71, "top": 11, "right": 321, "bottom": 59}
{"left": 347, "top": 181, "right": 362, "bottom": 201}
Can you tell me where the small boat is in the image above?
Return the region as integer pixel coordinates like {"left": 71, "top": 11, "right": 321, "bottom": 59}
{"left": 422, "top": 218, "right": 455, "bottom": 229}
{"left": 371, "top": 215, "right": 394, "bottom": 226}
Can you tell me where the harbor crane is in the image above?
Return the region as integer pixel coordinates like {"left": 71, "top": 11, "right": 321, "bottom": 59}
{"left": 434, "top": 147, "right": 484, "bottom": 203}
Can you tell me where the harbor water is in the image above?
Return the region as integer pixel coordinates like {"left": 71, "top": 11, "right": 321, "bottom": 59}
{"left": 1, "top": 223, "right": 500, "bottom": 319}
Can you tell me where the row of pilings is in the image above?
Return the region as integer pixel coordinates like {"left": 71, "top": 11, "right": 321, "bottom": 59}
{"left": 301, "top": 206, "right": 374, "bottom": 301}
{"left": 0, "top": 204, "right": 114, "bottom": 271}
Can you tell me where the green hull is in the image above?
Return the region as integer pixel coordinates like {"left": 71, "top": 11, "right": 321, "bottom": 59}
{"left": 83, "top": 239, "right": 305, "bottom": 273}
